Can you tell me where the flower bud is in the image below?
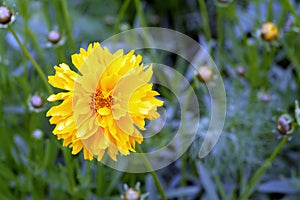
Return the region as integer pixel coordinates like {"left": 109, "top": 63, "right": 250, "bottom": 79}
{"left": 277, "top": 114, "right": 293, "bottom": 135}
{"left": 105, "top": 15, "right": 115, "bottom": 25}
{"left": 197, "top": 66, "right": 214, "bottom": 83}
{"left": 32, "top": 129, "right": 43, "bottom": 140}
{"left": 29, "top": 95, "right": 45, "bottom": 112}
{"left": 30, "top": 95, "right": 44, "bottom": 109}
{"left": 123, "top": 188, "right": 141, "bottom": 200}
{"left": 0, "top": 6, "right": 12, "bottom": 25}
{"left": 120, "top": 22, "right": 130, "bottom": 31}
{"left": 258, "top": 92, "right": 271, "bottom": 102}
{"left": 47, "top": 30, "right": 61, "bottom": 44}
{"left": 261, "top": 22, "right": 279, "bottom": 42}
{"left": 236, "top": 66, "right": 245, "bottom": 76}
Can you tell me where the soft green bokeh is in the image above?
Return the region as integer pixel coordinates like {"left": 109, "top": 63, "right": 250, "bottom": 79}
{"left": 0, "top": 0, "right": 299, "bottom": 199}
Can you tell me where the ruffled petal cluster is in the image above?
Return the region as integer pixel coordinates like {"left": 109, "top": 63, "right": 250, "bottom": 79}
{"left": 47, "top": 43, "right": 163, "bottom": 161}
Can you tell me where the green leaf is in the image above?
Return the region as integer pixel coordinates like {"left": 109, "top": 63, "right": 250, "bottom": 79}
{"left": 104, "top": 171, "right": 123, "bottom": 196}
{"left": 0, "top": 164, "right": 16, "bottom": 180}
{"left": 258, "top": 179, "right": 300, "bottom": 194}
{"left": 196, "top": 161, "right": 219, "bottom": 200}
{"left": 165, "top": 186, "right": 200, "bottom": 198}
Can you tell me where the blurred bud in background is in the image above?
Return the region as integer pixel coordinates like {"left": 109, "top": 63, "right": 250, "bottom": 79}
{"left": 0, "top": 5, "right": 15, "bottom": 28}
{"left": 260, "top": 22, "right": 279, "bottom": 42}
{"left": 122, "top": 182, "right": 148, "bottom": 200}
{"left": 197, "top": 66, "right": 214, "bottom": 83}
{"left": 236, "top": 66, "right": 246, "bottom": 77}
{"left": 277, "top": 114, "right": 294, "bottom": 136}
{"left": 258, "top": 92, "right": 271, "bottom": 102}
{"left": 0, "top": 6, "right": 12, "bottom": 24}
{"left": 47, "top": 30, "right": 62, "bottom": 44}
{"left": 29, "top": 94, "right": 45, "bottom": 112}
{"left": 32, "top": 129, "right": 43, "bottom": 140}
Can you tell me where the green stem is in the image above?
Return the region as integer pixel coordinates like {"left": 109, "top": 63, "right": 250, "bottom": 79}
{"left": 42, "top": 0, "right": 52, "bottom": 30}
{"left": 62, "top": 148, "right": 76, "bottom": 195}
{"left": 213, "top": 174, "right": 228, "bottom": 200}
{"left": 136, "top": 146, "right": 167, "bottom": 200}
{"left": 286, "top": 0, "right": 300, "bottom": 26}
{"left": 61, "top": 0, "right": 76, "bottom": 52}
{"left": 198, "top": 0, "right": 212, "bottom": 41}
{"left": 113, "top": 0, "right": 131, "bottom": 34}
{"left": 216, "top": 7, "right": 224, "bottom": 68}
{"left": 57, "top": 45, "right": 67, "bottom": 63}
{"left": 96, "top": 164, "right": 105, "bottom": 197}
{"left": 239, "top": 136, "right": 289, "bottom": 200}
{"left": 134, "top": 0, "right": 147, "bottom": 27}
{"left": 27, "top": 27, "right": 49, "bottom": 65}
{"left": 180, "top": 84, "right": 195, "bottom": 191}
{"left": 7, "top": 25, "right": 52, "bottom": 94}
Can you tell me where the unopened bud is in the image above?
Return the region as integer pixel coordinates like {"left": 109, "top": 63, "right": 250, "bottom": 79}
{"left": 277, "top": 114, "right": 293, "bottom": 135}
{"left": 32, "top": 129, "right": 43, "bottom": 139}
{"left": 31, "top": 95, "right": 44, "bottom": 109}
{"left": 197, "top": 66, "right": 214, "bottom": 83}
{"left": 47, "top": 30, "right": 61, "bottom": 44}
{"left": 0, "top": 6, "right": 13, "bottom": 25}
{"left": 123, "top": 188, "right": 141, "bottom": 200}
{"left": 236, "top": 66, "right": 245, "bottom": 76}
{"left": 29, "top": 95, "right": 45, "bottom": 112}
{"left": 261, "top": 22, "right": 279, "bottom": 42}
{"left": 258, "top": 92, "right": 271, "bottom": 102}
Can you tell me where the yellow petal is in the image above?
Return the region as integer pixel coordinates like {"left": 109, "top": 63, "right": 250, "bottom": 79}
{"left": 97, "top": 107, "right": 111, "bottom": 115}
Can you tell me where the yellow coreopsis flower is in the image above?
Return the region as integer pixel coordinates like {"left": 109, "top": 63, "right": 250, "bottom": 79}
{"left": 46, "top": 42, "right": 163, "bottom": 161}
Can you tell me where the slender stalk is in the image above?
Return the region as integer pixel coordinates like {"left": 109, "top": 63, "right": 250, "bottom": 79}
{"left": 113, "top": 0, "right": 131, "bottom": 34}
{"left": 62, "top": 148, "right": 76, "bottom": 196}
{"left": 286, "top": 0, "right": 300, "bottom": 26}
{"left": 96, "top": 164, "right": 105, "bottom": 196}
{"left": 136, "top": 146, "right": 167, "bottom": 200}
{"left": 27, "top": 27, "right": 49, "bottom": 65}
{"left": 41, "top": 0, "right": 52, "bottom": 30}
{"left": 198, "top": 0, "right": 212, "bottom": 41}
{"left": 57, "top": 45, "right": 67, "bottom": 63}
{"left": 216, "top": 7, "right": 224, "bottom": 68}
{"left": 134, "top": 0, "right": 147, "bottom": 27}
{"left": 239, "top": 136, "right": 289, "bottom": 200}
{"left": 266, "top": 0, "right": 274, "bottom": 21}
{"left": 7, "top": 25, "right": 52, "bottom": 94}
{"left": 61, "top": 0, "right": 76, "bottom": 52}
{"left": 17, "top": 0, "right": 47, "bottom": 65}
{"left": 180, "top": 84, "right": 195, "bottom": 192}
{"left": 213, "top": 174, "right": 228, "bottom": 200}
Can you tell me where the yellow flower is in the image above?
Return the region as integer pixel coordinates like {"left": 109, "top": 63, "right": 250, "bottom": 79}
{"left": 261, "top": 22, "right": 279, "bottom": 42}
{"left": 46, "top": 42, "right": 163, "bottom": 161}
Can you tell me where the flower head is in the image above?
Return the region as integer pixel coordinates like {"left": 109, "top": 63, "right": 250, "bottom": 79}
{"left": 46, "top": 42, "right": 163, "bottom": 161}
{"left": 261, "top": 22, "right": 279, "bottom": 42}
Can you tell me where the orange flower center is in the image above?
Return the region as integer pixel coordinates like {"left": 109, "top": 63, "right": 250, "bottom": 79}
{"left": 90, "top": 89, "right": 112, "bottom": 112}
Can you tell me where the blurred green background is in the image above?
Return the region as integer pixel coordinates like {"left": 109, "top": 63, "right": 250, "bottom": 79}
{"left": 0, "top": 0, "right": 300, "bottom": 199}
